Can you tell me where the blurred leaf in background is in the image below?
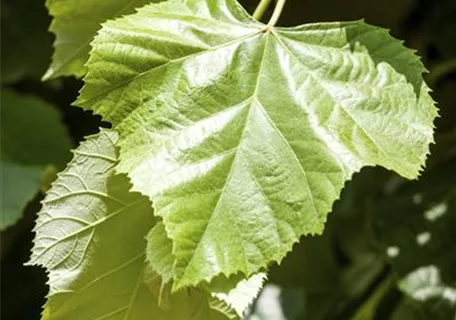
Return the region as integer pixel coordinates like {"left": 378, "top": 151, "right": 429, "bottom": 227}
{"left": 1, "top": 89, "right": 71, "bottom": 230}
{"left": 43, "top": 0, "right": 159, "bottom": 80}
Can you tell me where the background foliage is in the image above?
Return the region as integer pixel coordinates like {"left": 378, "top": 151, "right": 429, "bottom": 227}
{"left": 1, "top": 0, "right": 455, "bottom": 319}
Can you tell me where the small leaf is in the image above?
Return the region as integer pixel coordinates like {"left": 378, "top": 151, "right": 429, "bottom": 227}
{"left": 0, "top": 89, "right": 71, "bottom": 230}
{"left": 78, "top": 0, "right": 437, "bottom": 289}
{"left": 210, "top": 272, "right": 267, "bottom": 317}
{"left": 43, "top": 0, "right": 160, "bottom": 80}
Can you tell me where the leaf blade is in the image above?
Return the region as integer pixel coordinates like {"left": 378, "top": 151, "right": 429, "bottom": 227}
{"left": 78, "top": 0, "right": 437, "bottom": 289}
{"left": 43, "top": 0, "right": 159, "bottom": 79}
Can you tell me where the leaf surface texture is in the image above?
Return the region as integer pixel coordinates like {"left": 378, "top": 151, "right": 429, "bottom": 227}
{"left": 30, "top": 130, "right": 250, "bottom": 319}
{"left": 43, "top": 0, "right": 158, "bottom": 79}
{"left": 77, "top": 0, "right": 437, "bottom": 289}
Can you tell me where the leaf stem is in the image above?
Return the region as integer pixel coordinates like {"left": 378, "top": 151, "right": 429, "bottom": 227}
{"left": 253, "top": 0, "right": 273, "bottom": 21}
{"left": 267, "top": 0, "right": 287, "bottom": 27}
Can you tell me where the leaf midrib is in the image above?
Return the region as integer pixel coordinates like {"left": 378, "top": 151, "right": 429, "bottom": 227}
{"left": 177, "top": 31, "right": 320, "bottom": 286}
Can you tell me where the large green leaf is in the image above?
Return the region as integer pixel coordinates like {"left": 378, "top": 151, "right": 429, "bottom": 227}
{"left": 1, "top": 89, "right": 71, "bottom": 230}
{"left": 29, "top": 130, "right": 237, "bottom": 320}
{"left": 372, "top": 162, "right": 456, "bottom": 317}
{"left": 43, "top": 0, "right": 157, "bottom": 80}
{"left": 77, "top": 0, "right": 437, "bottom": 289}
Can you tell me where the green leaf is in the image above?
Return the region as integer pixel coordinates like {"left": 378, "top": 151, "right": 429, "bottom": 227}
{"left": 147, "top": 222, "right": 175, "bottom": 284}
{"left": 28, "top": 130, "right": 155, "bottom": 319}
{"left": 210, "top": 272, "right": 267, "bottom": 318}
{"left": 1, "top": 89, "right": 71, "bottom": 167}
{"left": 43, "top": 0, "right": 159, "bottom": 80}
{"left": 1, "top": 162, "right": 42, "bottom": 230}
{"left": 29, "top": 130, "right": 238, "bottom": 320}
{"left": 372, "top": 162, "right": 456, "bottom": 315}
{"left": 144, "top": 266, "right": 238, "bottom": 320}
{"left": 0, "top": 89, "right": 71, "bottom": 230}
{"left": 77, "top": 0, "right": 437, "bottom": 289}
{"left": 147, "top": 222, "right": 266, "bottom": 317}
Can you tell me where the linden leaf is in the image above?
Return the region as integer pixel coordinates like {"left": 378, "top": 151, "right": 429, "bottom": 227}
{"left": 77, "top": 0, "right": 437, "bottom": 289}
{"left": 29, "top": 129, "right": 242, "bottom": 320}
{"left": 143, "top": 265, "right": 239, "bottom": 320}
{"left": 43, "top": 0, "right": 160, "bottom": 80}
{"left": 28, "top": 130, "right": 156, "bottom": 319}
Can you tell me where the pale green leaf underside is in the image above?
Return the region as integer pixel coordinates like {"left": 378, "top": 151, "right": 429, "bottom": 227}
{"left": 1, "top": 89, "right": 71, "bottom": 230}
{"left": 43, "top": 0, "right": 158, "bottom": 79}
{"left": 29, "top": 130, "right": 158, "bottom": 320}
{"left": 77, "top": 0, "right": 437, "bottom": 289}
{"left": 29, "top": 130, "right": 243, "bottom": 320}
{"left": 210, "top": 272, "right": 267, "bottom": 317}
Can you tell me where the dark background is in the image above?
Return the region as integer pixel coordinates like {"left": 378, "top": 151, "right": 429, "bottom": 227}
{"left": 1, "top": 0, "right": 455, "bottom": 319}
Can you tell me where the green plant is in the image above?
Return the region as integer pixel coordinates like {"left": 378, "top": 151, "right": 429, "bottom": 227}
{"left": 2, "top": 0, "right": 454, "bottom": 319}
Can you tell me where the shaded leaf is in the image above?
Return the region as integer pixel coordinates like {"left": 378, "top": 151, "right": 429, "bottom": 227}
{"left": 144, "top": 266, "right": 238, "bottom": 320}
{"left": 147, "top": 222, "right": 266, "bottom": 317}
{"left": 1, "top": 162, "right": 42, "bottom": 230}
{"left": 0, "top": 89, "right": 71, "bottom": 230}
{"left": 43, "top": 0, "right": 158, "bottom": 80}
